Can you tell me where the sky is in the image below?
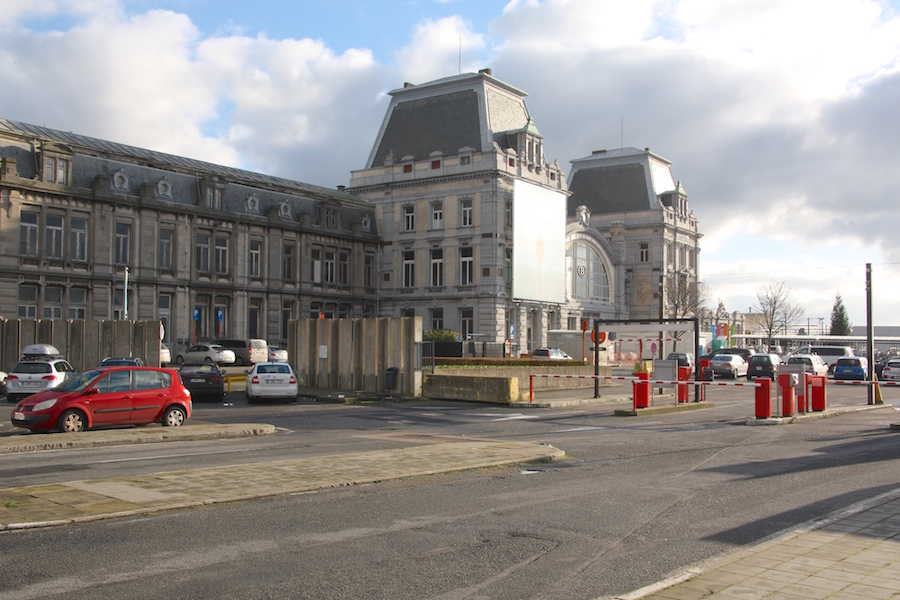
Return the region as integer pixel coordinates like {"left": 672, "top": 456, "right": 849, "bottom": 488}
{"left": 4, "top": 0, "right": 900, "bottom": 329}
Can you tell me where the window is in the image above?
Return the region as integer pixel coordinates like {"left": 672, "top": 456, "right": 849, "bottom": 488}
{"left": 45, "top": 214, "right": 64, "bottom": 259}
{"left": 639, "top": 242, "right": 649, "bottom": 263}
{"left": 403, "top": 250, "right": 415, "bottom": 288}
{"left": 70, "top": 217, "right": 88, "bottom": 262}
{"left": 44, "top": 286, "right": 63, "bottom": 318}
{"left": 364, "top": 253, "right": 375, "bottom": 289}
{"left": 43, "top": 157, "right": 68, "bottom": 185}
{"left": 404, "top": 205, "right": 415, "bottom": 231}
{"left": 460, "top": 155, "right": 471, "bottom": 166}
{"left": 667, "top": 242, "right": 674, "bottom": 266}
{"left": 282, "top": 242, "right": 295, "bottom": 281}
{"left": 460, "top": 246, "right": 474, "bottom": 286}
{"left": 195, "top": 233, "right": 210, "bottom": 273}
{"left": 158, "top": 228, "right": 173, "bottom": 270}
{"left": 158, "top": 294, "right": 171, "bottom": 340}
{"left": 431, "top": 159, "right": 441, "bottom": 169}
{"left": 431, "top": 308, "right": 443, "bottom": 330}
{"left": 69, "top": 288, "right": 87, "bottom": 319}
{"left": 339, "top": 250, "right": 350, "bottom": 286}
{"left": 248, "top": 299, "right": 260, "bottom": 339}
{"left": 568, "top": 241, "right": 610, "bottom": 302}
{"left": 282, "top": 300, "right": 294, "bottom": 339}
{"left": 115, "top": 223, "right": 131, "bottom": 265}
{"left": 506, "top": 200, "right": 513, "bottom": 228}
{"left": 324, "top": 207, "right": 337, "bottom": 229}
{"left": 214, "top": 236, "right": 229, "bottom": 274}
{"left": 403, "top": 163, "right": 413, "bottom": 173}
{"left": 324, "top": 249, "right": 335, "bottom": 284}
{"left": 20, "top": 210, "right": 39, "bottom": 257}
{"left": 431, "top": 202, "right": 443, "bottom": 229}
{"left": 505, "top": 249, "right": 512, "bottom": 287}
{"left": 311, "top": 247, "right": 322, "bottom": 283}
{"left": 460, "top": 198, "right": 473, "bottom": 227}
{"left": 249, "top": 240, "right": 261, "bottom": 278}
{"left": 205, "top": 187, "right": 223, "bottom": 209}
{"left": 430, "top": 249, "right": 444, "bottom": 287}
{"left": 461, "top": 308, "right": 473, "bottom": 341}
{"left": 18, "top": 284, "right": 38, "bottom": 318}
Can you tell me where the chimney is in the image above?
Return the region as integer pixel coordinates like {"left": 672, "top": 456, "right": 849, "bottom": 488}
{"left": 478, "top": 68, "right": 492, "bottom": 76}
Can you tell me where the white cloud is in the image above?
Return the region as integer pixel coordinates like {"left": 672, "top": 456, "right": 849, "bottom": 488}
{"left": 392, "top": 15, "right": 486, "bottom": 83}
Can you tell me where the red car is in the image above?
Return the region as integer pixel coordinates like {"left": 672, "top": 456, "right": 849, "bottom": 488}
{"left": 11, "top": 366, "right": 192, "bottom": 433}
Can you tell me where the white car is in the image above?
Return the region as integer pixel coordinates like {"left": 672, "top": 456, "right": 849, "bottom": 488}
{"left": 267, "top": 345, "right": 288, "bottom": 362}
{"left": 175, "top": 343, "right": 236, "bottom": 365}
{"left": 786, "top": 354, "right": 829, "bottom": 377}
{"left": 709, "top": 354, "right": 748, "bottom": 378}
{"left": 246, "top": 362, "right": 298, "bottom": 403}
{"left": 0, "top": 370, "right": 7, "bottom": 397}
{"left": 160, "top": 343, "right": 171, "bottom": 366}
{"left": 881, "top": 358, "right": 900, "bottom": 381}
{"left": 6, "top": 344, "right": 77, "bottom": 404}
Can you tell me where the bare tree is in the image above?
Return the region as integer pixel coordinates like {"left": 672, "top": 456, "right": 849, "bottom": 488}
{"left": 754, "top": 281, "right": 805, "bottom": 350}
{"left": 667, "top": 274, "right": 711, "bottom": 353}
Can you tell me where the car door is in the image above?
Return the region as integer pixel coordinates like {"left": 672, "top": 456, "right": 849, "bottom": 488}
{"left": 130, "top": 369, "right": 172, "bottom": 423}
{"left": 85, "top": 370, "right": 133, "bottom": 426}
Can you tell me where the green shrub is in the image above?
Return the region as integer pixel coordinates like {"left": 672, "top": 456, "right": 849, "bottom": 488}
{"left": 423, "top": 329, "right": 461, "bottom": 342}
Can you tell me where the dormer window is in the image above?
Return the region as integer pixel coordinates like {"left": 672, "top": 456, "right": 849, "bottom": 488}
{"left": 43, "top": 156, "right": 68, "bottom": 185}
{"left": 323, "top": 207, "right": 338, "bottom": 229}
{"left": 431, "top": 160, "right": 441, "bottom": 169}
{"left": 403, "top": 164, "right": 413, "bottom": 173}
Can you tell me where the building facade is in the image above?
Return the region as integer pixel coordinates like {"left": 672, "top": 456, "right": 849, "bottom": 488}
{"left": 348, "top": 69, "right": 569, "bottom": 353}
{"left": 563, "top": 148, "right": 703, "bottom": 342}
{"left": 0, "top": 119, "right": 380, "bottom": 356}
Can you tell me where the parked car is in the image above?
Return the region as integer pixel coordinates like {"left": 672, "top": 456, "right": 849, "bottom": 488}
{"left": 246, "top": 362, "right": 298, "bottom": 403}
{"left": 98, "top": 357, "right": 144, "bottom": 367}
{"left": 881, "top": 358, "right": 900, "bottom": 381}
{"left": 709, "top": 354, "right": 748, "bottom": 379}
{"left": 0, "top": 370, "right": 7, "bottom": 397}
{"left": 530, "top": 348, "right": 573, "bottom": 360}
{"left": 666, "top": 352, "right": 695, "bottom": 374}
{"left": 833, "top": 357, "right": 868, "bottom": 381}
{"left": 160, "top": 343, "right": 171, "bottom": 366}
{"left": 174, "top": 343, "right": 236, "bottom": 366}
{"left": 267, "top": 345, "right": 288, "bottom": 362}
{"left": 179, "top": 363, "right": 225, "bottom": 402}
{"left": 10, "top": 366, "right": 192, "bottom": 433}
{"left": 747, "top": 353, "right": 780, "bottom": 380}
{"left": 215, "top": 338, "right": 268, "bottom": 366}
{"left": 786, "top": 354, "right": 829, "bottom": 377}
{"left": 6, "top": 344, "right": 77, "bottom": 405}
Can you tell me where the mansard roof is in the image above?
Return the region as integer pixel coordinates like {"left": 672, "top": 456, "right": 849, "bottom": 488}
{"left": 366, "top": 69, "right": 536, "bottom": 168}
{"left": 0, "top": 117, "right": 369, "bottom": 208}
{"left": 566, "top": 147, "right": 677, "bottom": 216}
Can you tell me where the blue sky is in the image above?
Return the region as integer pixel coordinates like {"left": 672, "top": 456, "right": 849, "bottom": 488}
{"left": 5, "top": 0, "right": 900, "bottom": 327}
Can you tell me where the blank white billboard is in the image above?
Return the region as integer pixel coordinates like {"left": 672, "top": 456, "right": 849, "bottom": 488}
{"left": 512, "top": 179, "right": 566, "bottom": 304}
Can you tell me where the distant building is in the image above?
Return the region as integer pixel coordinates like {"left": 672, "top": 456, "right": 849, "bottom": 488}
{"left": 349, "top": 69, "right": 568, "bottom": 353}
{"left": 564, "top": 148, "right": 703, "bottom": 330}
{"left": 0, "top": 118, "right": 380, "bottom": 354}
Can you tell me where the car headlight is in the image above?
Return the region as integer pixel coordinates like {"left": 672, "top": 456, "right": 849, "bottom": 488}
{"left": 33, "top": 398, "right": 58, "bottom": 411}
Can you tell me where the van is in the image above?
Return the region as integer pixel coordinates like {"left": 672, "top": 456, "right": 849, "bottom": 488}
{"left": 787, "top": 345, "right": 854, "bottom": 373}
{"left": 215, "top": 338, "right": 268, "bottom": 366}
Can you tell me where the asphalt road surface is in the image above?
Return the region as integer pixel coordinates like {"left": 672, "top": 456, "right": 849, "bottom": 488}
{"left": 1, "top": 386, "right": 899, "bottom": 599}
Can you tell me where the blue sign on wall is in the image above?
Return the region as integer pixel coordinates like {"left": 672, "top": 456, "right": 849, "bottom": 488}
{"left": 217, "top": 308, "right": 224, "bottom": 322}
{"left": 193, "top": 308, "right": 200, "bottom": 321}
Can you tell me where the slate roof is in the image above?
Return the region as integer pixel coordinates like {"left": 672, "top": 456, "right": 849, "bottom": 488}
{"left": 567, "top": 162, "right": 652, "bottom": 216}
{"left": 0, "top": 117, "right": 368, "bottom": 207}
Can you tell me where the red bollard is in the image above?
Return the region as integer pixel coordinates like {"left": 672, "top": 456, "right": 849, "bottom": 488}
{"left": 755, "top": 377, "right": 772, "bottom": 419}
{"left": 633, "top": 371, "right": 651, "bottom": 409}
{"left": 778, "top": 373, "right": 796, "bottom": 417}
{"left": 677, "top": 366, "right": 690, "bottom": 403}
{"left": 811, "top": 376, "right": 827, "bottom": 411}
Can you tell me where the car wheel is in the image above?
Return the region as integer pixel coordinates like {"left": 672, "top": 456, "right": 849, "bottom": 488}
{"left": 234, "top": 356, "right": 245, "bottom": 366}
{"left": 175, "top": 355, "right": 184, "bottom": 365}
{"left": 57, "top": 409, "right": 86, "bottom": 433}
{"left": 162, "top": 405, "right": 186, "bottom": 427}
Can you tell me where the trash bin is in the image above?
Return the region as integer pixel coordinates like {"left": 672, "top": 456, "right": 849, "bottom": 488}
{"left": 385, "top": 367, "right": 399, "bottom": 390}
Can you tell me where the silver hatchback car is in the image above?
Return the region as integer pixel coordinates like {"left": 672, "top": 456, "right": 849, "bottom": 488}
{"left": 6, "top": 344, "right": 76, "bottom": 404}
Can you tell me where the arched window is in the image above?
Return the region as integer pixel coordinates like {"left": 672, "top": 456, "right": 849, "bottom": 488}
{"left": 567, "top": 241, "right": 609, "bottom": 301}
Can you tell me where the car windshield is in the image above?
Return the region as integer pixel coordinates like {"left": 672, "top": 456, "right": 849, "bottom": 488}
{"left": 209, "top": 345, "right": 225, "bottom": 351}
{"left": 837, "top": 358, "right": 861, "bottom": 367}
{"left": 181, "top": 364, "right": 218, "bottom": 375}
{"left": 711, "top": 355, "right": 732, "bottom": 362}
{"left": 56, "top": 370, "right": 103, "bottom": 392}
{"left": 258, "top": 364, "right": 290, "bottom": 374}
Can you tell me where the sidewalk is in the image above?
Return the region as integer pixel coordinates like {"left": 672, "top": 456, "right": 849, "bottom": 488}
{"left": 615, "top": 487, "right": 900, "bottom": 599}
{"left": 0, "top": 425, "right": 564, "bottom": 531}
